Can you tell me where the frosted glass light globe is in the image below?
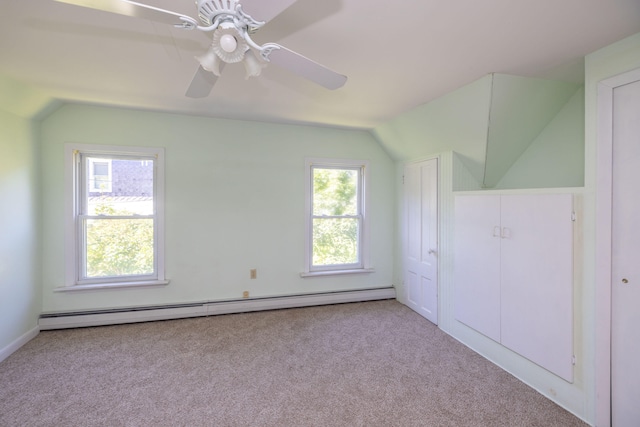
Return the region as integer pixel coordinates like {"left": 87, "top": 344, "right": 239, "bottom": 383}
{"left": 220, "top": 34, "right": 237, "bottom": 53}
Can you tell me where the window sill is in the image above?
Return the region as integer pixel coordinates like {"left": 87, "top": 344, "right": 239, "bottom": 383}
{"left": 55, "top": 280, "right": 170, "bottom": 292}
{"left": 300, "top": 268, "right": 375, "bottom": 278}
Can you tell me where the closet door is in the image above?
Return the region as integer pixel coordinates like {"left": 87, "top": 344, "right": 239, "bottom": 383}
{"left": 454, "top": 195, "right": 501, "bottom": 342}
{"left": 404, "top": 159, "right": 439, "bottom": 324}
{"left": 611, "top": 78, "right": 640, "bottom": 426}
{"left": 500, "top": 194, "right": 574, "bottom": 382}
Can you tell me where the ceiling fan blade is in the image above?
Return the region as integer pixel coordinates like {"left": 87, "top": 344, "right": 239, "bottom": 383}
{"left": 185, "top": 64, "right": 225, "bottom": 98}
{"left": 54, "top": 0, "right": 197, "bottom": 27}
{"left": 267, "top": 46, "right": 347, "bottom": 90}
{"left": 239, "top": 0, "right": 299, "bottom": 24}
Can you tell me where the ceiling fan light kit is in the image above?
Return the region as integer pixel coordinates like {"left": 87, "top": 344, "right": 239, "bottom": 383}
{"left": 211, "top": 24, "right": 247, "bottom": 63}
{"left": 54, "top": 0, "right": 347, "bottom": 97}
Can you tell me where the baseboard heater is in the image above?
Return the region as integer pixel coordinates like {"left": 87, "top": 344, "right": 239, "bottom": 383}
{"left": 38, "top": 287, "right": 396, "bottom": 330}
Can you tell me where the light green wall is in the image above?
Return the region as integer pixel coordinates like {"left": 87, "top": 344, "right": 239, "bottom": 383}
{"left": 484, "top": 75, "right": 581, "bottom": 187}
{"left": 0, "top": 74, "right": 60, "bottom": 120}
{"left": 373, "top": 74, "right": 582, "bottom": 190}
{"left": 495, "top": 87, "right": 585, "bottom": 189}
{"left": 39, "top": 104, "right": 395, "bottom": 313}
{"left": 0, "top": 109, "right": 41, "bottom": 352}
{"left": 372, "top": 76, "right": 492, "bottom": 184}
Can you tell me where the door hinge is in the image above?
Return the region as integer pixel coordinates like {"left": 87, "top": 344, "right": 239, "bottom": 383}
{"left": 572, "top": 355, "right": 577, "bottom": 365}
{"left": 402, "top": 175, "right": 405, "bottom": 184}
{"left": 571, "top": 211, "right": 577, "bottom": 222}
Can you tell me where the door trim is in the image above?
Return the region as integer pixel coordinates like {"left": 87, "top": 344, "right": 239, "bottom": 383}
{"left": 595, "top": 67, "right": 640, "bottom": 427}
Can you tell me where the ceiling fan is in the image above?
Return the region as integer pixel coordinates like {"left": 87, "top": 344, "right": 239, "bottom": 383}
{"left": 54, "top": 0, "right": 347, "bottom": 97}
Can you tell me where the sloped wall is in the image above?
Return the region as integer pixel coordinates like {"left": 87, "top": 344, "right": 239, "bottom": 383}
{"left": 372, "top": 73, "right": 583, "bottom": 190}
{"left": 484, "top": 75, "right": 581, "bottom": 187}
{"left": 495, "top": 87, "right": 584, "bottom": 189}
{"left": 0, "top": 74, "right": 60, "bottom": 120}
{"left": 372, "top": 76, "right": 492, "bottom": 184}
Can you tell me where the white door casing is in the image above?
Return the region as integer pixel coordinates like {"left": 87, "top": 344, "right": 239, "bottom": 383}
{"left": 404, "top": 158, "right": 438, "bottom": 324}
{"left": 610, "top": 78, "right": 640, "bottom": 427}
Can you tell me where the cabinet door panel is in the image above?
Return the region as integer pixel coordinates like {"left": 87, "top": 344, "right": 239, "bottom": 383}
{"left": 454, "top": 195, "right": 501, "bottom": 342}
{"left": 500, "top": 194, "right": 573, "bottom": 382}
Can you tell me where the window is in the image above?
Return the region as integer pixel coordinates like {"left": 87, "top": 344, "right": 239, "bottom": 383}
{"left": 303, "top": 158, "right": 372, "bottom": 276}
{"left": 63, "top": 144, "right": 167, "bottom": 290}
{"left": 88, "top": 158, "right": 112, "bottom": 192}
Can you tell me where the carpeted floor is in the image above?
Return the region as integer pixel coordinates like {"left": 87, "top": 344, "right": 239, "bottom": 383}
{"left": 0, "top": 300, "right": 587, "bottom": 426}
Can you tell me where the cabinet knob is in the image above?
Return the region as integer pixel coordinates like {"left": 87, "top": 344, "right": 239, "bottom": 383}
{"left": 622, "top": 278, "right": 629, "bottom": 284}
{"left": 501, "top": 227, "right": 512, "bottom": 239}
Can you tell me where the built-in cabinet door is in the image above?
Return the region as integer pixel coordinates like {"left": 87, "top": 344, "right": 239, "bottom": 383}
{"left": 454, "top": 193, "right": 574, "bottom": 382}
{"left": 454, "top": 195, "right": 501, "bottom": 342}
{"left": 500, "top": 194, "right": 574, "bottom": 383}
{"left": 405, "top": 159, "right": 438, "bottom": 325}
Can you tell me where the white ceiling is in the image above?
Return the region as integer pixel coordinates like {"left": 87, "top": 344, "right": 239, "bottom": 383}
{"left": 2, "top": 0, "right": 640, "bottom": 129}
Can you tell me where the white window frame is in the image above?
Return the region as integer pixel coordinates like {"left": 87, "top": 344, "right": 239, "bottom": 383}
{"left": 60, "top": 143, "right": 168, "bottom": 291}
{"left": 302, "top": 158, "right": 373, "bottom": 277}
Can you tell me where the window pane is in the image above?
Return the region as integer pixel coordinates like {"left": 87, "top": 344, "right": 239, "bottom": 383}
{"left": 89, "top": 159, "right": 111, "bottom": 192}
{"left": 85, "top": 218, "right": 154, "bottom": 278}
{"left": 312, "top": 218, "right": 359, "bottom": 266}
{"left": 87, "top": 157, "right": 154, "bottom": 216}
{"left": 93, "top": 162, "right": 109, "bottom": 176}
{"left": 313, "top": 168, "right": 358, "bottom": 216}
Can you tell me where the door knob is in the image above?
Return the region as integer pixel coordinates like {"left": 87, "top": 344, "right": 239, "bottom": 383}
{"left": 428, "top": 249, "right": 438, "bottom": 255}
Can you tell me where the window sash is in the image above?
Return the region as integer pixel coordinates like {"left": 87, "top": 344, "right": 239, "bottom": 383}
{"left": 78, "top": 216, "right": 157, "bottom": 283}
{"left": 78, "top": 153, "right": 157, "bottom": 216}
{"left": 311, "top": 216, "right": 363, "bottom": 270}
{"left": 88, "top": 158, "right": 112, "bottom": 192}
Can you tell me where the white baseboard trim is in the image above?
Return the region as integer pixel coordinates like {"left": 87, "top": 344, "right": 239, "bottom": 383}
{"left": 39, "top": 287, "right": 396, "bottom": 330}
{"left": 0, "top": 326, "right": 40, "bottom": 363}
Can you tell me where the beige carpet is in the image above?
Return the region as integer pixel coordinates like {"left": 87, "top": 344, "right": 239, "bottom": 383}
{"left": 0, "top": 300, "right": 587, "bottom": 426}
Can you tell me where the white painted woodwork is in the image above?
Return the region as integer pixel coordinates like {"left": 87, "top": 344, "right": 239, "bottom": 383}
{"left": 454, "top": 195, "right": 501, "bottom": 342}
{"left": 611, "top": 78, "right": 640, "bottom": 427}
{"left": 404, "top": 159, "right": 438, "bottom": 324}
{"left": 500, "top": 194, "right": 574, "bottom": 383}
{"left": 454, "top": 193, "right": 574, "bottom": 382}
{"left": 39, "top": 287, "right": 396, "bottom": 330}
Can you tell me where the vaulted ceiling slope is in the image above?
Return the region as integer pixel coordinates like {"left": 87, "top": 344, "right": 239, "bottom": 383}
{"left": 372, "top": 74, "right": 583, "bottom": 188}
{"left": 1, "top": 0, "right": 639, "bottom": 128}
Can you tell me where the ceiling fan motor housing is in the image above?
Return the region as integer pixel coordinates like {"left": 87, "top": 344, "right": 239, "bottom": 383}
{"left": 197, "top": 0, "right": 241, "bottom": 26}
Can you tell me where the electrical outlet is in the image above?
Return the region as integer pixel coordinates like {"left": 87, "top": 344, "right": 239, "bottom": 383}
{"left": 250, "top": 269, "right": 257, "bottom": 279}
{"left": 242, "top": 291, "right": 249, "bottom": 298}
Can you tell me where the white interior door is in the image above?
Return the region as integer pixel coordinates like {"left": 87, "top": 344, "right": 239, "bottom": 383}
{"left": 404, "top": 159, "right": 438, "bottom": 324}
{"left": 611, "top": 78, "right": 640, "bottom": 426}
